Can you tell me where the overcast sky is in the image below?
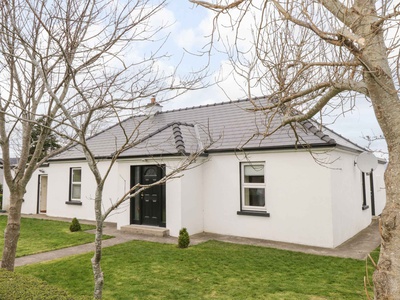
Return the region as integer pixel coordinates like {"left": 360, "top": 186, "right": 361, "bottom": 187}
{"left": 148, "top": 1, "right": 387, "bottom": 157}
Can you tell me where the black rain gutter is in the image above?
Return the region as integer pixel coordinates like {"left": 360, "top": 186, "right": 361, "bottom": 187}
{"left": 48, "top": 142, "right": 335, "bottom": 162}
{"left": 48, "top": 152, "right": 209, "bottom": 162}
{"left": 205, "top": 142, "right": 338, "bottom": 154}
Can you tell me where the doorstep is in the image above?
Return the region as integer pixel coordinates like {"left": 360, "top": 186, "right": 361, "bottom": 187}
{"left": 120, "top": 225, "right": 169, "bottom": 237}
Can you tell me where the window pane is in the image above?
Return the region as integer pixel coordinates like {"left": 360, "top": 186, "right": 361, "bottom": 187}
{"left": 72, "top": 184, "right": 81, "bottom": 199}
{"left": 244, "top": 165, "right": 264, "bottom": 183}
{"left": 73, "top": 169, "right": 81, "bottom": 182}
{"left": 244, "top": 188, "right": 265, "bottom": 207}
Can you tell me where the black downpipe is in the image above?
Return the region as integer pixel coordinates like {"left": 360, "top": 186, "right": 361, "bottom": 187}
{"left": 370, "top": 170, "right": 376, "bottom": 216}
{"left": 361, "top": 172, "right": 369, "bottom": 210}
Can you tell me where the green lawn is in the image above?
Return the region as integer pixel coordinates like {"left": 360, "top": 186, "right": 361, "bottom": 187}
{"left": 0, "top": 268, "right": 88, "bottom": 300}
{"left": 17, "top": 240, "right": 378, "bottom": 299}
{"left": 0, "top": 216, "right": 108, "bottom": 257}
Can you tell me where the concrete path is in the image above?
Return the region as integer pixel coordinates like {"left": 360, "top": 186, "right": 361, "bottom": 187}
{"left": 15, "top": 227, "right": 177, "bottom": 267}
{"left": 13, "top": 214, "right": 381, "bottom": 267}
{"left": 191, "top": 218, "right": 381, "bottom": 260}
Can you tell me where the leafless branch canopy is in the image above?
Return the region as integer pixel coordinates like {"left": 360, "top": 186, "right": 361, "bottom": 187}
{"left": 190, "top": 2, "right": 400, "bottom": 298}
{"left": 190, "top": 0, "right": 400, "bottom": 140}
{"left": 0, "top": 0, "right": 208, "bottom": 187}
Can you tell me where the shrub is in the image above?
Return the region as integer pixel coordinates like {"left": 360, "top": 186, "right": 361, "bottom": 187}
{"left": 178, "top": 227, "right": 190, "bottom": 248}
{"left": 69, "top": 218, "right": 82, "bottom": 232}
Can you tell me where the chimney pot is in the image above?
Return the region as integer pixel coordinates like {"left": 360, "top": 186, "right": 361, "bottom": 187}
{"left": 144, "top": 96, "right": 162, "bottom": 115}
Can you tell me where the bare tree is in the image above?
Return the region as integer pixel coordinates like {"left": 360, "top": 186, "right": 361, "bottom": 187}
{"left": 0, "top": 0, "right": 206, "bottom": 289}
{"left": 58, "top": 111, "right": 210, "bottom": 299}
{"left": 60, "top": 119, "right": 210, "bottom": 299}
{"left": 0, "top": 0, "right": 80, "bottom": 271}
{"left": 190, "top": 0, "right": 399, "bottom": 298}
{"left": 0, "top": 0, "right": 208, "bottom": 298}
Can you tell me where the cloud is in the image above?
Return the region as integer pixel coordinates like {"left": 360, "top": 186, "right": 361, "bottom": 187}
{"left": 148, "top": 6, "right": 177, "bottom": 33}
{"left": 172, "top": 7, "right": 215, "bottom": 52}
{"left": 175, "top": 28, "right": 198, "bottom": 50}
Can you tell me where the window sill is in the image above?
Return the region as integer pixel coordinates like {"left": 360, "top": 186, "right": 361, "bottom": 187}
{"left": 362, "top": 205, "right": 369, "bottom": 211}
{"left": 65, "top": 201, "right": 82, "bottom": 206}
{"left": 237, "top": 211, "right": 270, "bottom": 217}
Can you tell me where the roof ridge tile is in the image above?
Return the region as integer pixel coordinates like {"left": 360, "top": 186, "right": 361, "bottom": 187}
{"left": 301, "top": 120, "right": 336, "bottom": 145}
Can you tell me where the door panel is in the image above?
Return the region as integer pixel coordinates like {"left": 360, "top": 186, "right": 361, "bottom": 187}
{"left": 142, "top": 191, "right": 159, "bottom": 225}
{"left": 130, "top": 165, "right": 165, "bottom": 227}
{"left": 142, "top": 166, "right": 162, "bottom": 226}
{"left": 39, "top": 175, "right": 48, "bottom": 213}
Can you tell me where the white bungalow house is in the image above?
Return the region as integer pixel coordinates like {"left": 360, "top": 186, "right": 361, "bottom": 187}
{"left": 3, "top": 98, "right": 386, "bottom": 248}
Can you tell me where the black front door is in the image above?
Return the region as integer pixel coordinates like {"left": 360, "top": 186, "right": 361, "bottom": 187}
{"left": 130, "top": 165, "right": 166, "bottom": 227}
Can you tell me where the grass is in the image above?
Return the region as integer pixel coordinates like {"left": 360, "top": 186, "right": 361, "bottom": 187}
{"left": 0, "top": 268, "right": 89, "bottom": 300}
{"left": 17, "top": 240, "right": 378, "bottom": 299}
{"left": 0, "top": 216, "right": 111, "bottom": 257}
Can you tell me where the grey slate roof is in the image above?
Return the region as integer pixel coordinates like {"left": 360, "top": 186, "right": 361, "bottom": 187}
{"left": 53, "top": 99, "right": 365, "bottom": 161}
{"left": 0, "top": 157, "right": 20, "bottom": 166}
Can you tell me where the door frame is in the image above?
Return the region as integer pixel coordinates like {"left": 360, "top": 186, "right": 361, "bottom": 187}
{"left": 130, "top": 165, "right": 166, "bottom": 227}
{"left": 36, "top": 174, "right": 48, "bottom": 214}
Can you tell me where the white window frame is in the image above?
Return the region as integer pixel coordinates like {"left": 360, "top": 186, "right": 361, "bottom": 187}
{"left": 241, "top": 162, "right": 266, "bottom": 212}
{"left": 70, "top": 168, "right": 82, "bottom": 201}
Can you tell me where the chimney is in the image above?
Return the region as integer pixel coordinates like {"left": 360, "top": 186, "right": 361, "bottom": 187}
{"left": 145, "top": 96, "right": 162, "bottom": 115}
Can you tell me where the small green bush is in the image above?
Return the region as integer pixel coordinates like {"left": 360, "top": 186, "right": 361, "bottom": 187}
{"left": 178, "top": 227, "right": 190, "bottom": 248}
{"left": 69, "top": 218, "right": 82, "bottom": 232}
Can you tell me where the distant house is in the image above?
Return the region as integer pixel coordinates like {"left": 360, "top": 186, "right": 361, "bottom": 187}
{"left": 0, "top": 157, "right": 19, "bottom": 189}
{"left": 3, "top": 99, "right": 386, "bottom": 248}
{"left": 0, "top": 158, "right": 20, "bottom": 211}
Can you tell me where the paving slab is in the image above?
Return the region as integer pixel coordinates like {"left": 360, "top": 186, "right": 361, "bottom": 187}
{"left": 10, "top": 214, "right": 381, "bottom": 267}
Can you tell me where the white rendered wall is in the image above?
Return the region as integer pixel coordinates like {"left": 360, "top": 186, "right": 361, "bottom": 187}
{"left": 24, "top": 171, "right": 42, "bottom": 214}
{"left": 330, "top": 151, "right": 386, "bottom": 247}
{"left": 45, "top": 161, "right": 91, "bottom": 220}
{"left": 2, "top": 178, "right": 8, "bottom": 211}
{"left": 9, "top": 148, "right": 385, "bottom": 248}
{"left": 330, "top": 150, "right": 372, "bottom": 247}
{"left": 2, "top": 168, "right": 44, "bottom": 214}
{"left": 2, "top": 174, "right": 10, "bottom": 211}
{"left": 176, "top": 164, "right": 204, "bottom": 236}
{"left": 373, "top": 162, "right": 387, "bottom": 216}
{"left": 202, "top": 150, "right": 336, "bottom": 248}
{"left": 152, "top": 159, "right": 205, "bottom": 237}
{"left": 44, "top": 159, "right": 182, "bottom": 227}
{"left": 165, "top": 172, "right": 182, "bottom": 235}
{"left": 9, "top": 157, "right": 204, "bottom": 234}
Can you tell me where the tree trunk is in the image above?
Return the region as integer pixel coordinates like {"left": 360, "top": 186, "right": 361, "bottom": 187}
{"left": 346, "top": 2, "right": 400, "bottom": 297}
{"left": 368, "top": 69, "right": 400, "bottom": 300}
{"left": 91, "top": 188, "right": 104, "bottom": 299}
{"left": 1, "top": 189, "right": 24, "bottom": 271}
{"left": 368, "top": 79, "right": 400, "bottom": 299}
{"left": 91, "top": 225, "right": 104, "bottom": 299}
{"left": 374, "top": 154, "right": 400, "bottom": 299}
